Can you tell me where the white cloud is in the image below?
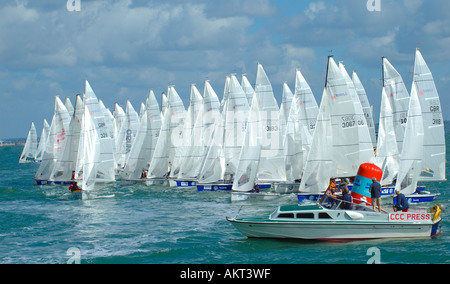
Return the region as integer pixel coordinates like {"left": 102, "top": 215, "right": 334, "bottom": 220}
{"left": 1, "top": 0, "right": 450, "bottom": 138}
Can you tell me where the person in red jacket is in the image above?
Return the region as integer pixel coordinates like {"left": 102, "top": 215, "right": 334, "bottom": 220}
{"left": 69, "top": 182, "right": 81, "bottom": 193}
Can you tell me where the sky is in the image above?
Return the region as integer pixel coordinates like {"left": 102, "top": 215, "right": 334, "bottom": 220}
{"left": 1, "top": 0, "right": 449, "bottom": 139}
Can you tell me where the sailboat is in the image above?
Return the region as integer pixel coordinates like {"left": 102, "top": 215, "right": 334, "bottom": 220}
{"left": 51, "top": 95, "right": 84, "bottom": 184}
{"left": 394, "top": 49, "right": 445, "bottom": 203}
{"left": 169, "top": 84, "right": 203, "bottom": 187}
{"left": 146, "top": 86, "right": 185, "bottom": 186}
{"left": 298, "top": 56, "right": 374, "bottom": 200}
{"left": 196, "top": 81, "right": 228, "bottom": 191}
{"left": 34, "top": 119, "right": 50, "bottom": 163}
{"left": 84, "top": 81, "right": 116, "bottom": 183}
{"left": 121, "top": 90, "right": 162, "bottom": 185}
{"left": 70, "top": 81, "right": 116, "bottom": 198}
{"left": 231, "top": 63, "right": 286, "bottom": 201}
{"left": 34, "top": 97, "right": 71, "bottom": 185}
{"left": 19, "top": 122, "right": 38, "bottom": 163}
{"left": 71, "top": 100, "right": 101, "bottom": 199}
{"left": 274, "top": 69, "right": 319, "bottom": 195}
{"left": 375, "top": 58, "right": 410, "bottom": 193}
{"left": 116, "top": 100, "right": 140, "bottom": 170}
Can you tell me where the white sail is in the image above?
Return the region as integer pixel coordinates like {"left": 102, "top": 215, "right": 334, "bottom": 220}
{"left": 223, "top": 75, "right": 250, "bottom": 176}
{"left": 148, "top": 86, "right": 185, "bottom": 178}
{"left": 241, "top": 74, "right": 254, "bottom": 105}
{"left": 161, "top": 92, "right": 167, "bottom": 119}
{"left": 139, "top": 102, "right": 146, "bottom": 122}
{"left": 279, "top": 82, "right": 294, "bottom": 139}
{"left": 65, "top": 97, "right": 74, "bottom": 117}
{"left": 352, "top": 71, "right": 377, "bottom": 147}
{"left": 75, "top": 102, "right": 100, "bottom": 192}
{"left": 84, "top": 80, "right": 116, "bottom": 183}
{"left": 375, "top": 87, "right": 400, "bottom": 185}
{"left": 233, "top": 63, "right": 285, "bottom": 192}
{"left": 197, "top": 81, "right": 225, "bottom": 183}
{"left": 51, "top": 95, "right": 84, "bottom": 182}
{"left": 19, "top": 122, "right": 38, "bottom": 163}
{"left": 300, "top": 57, "right": 374, "bottom": 193}
{"left": 413, "top": 49, "right": 446, "bottom": 181}
{"left": 175, "top": 84, "right": 204, "bottom": 179}
{"left": 283, "top": 69, "right": 319, "bottom": 183}
{"left": 116, "top": 100, "right": 140, "bottom": 168}
{"left": 220, "top": 76, "right": 231, "bottom": 113}
{"left": 382, "top": 57, "right": 410, "bottom": 153}
{"left": 35, "top": 97, "right": 71, "bottom": 182}
{"left": 339, "top": 63, "right": 375, "bottom": 165}
{"left": 99, "top": 99, "right": 116, "bottom": 160}
{"left": 299, "top": 87, "right": 333, "bottom": 193}
{"left": 35, "top": 119, "right": 50, "bottom": 163}
{"left": 122, "top": 90, "right": 162, "bottom": 180}
{"left": 395, "top": 82, "right": 424, "bottom": 195}
{"left": 113, "top": 103, "right": 126, "bottom": 167}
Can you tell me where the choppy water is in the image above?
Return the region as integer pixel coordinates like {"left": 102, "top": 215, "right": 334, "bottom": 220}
{"left": 0, "top": 143, "right": 449, "bottom": 265}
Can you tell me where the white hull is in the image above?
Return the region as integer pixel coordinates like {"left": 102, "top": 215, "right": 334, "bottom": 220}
{"left": 144, "top": 178, "right": 169, "bottom": 186}
{"left": 273, "top": 182, "right": 300, "bottom": 193}
{"left": 227, "top": 196, "right": 442, "bottom": 240}
{"left": 228, "top": 218, "right": 439, "bottom": 240}
{"left": 120, "top": 179, "right": 145, "bottom": 186}
{"left": 230, "top": 191, "right": 281, "bottom": 202}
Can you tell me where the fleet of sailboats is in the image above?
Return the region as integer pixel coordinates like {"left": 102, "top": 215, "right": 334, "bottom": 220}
{"left": 20, "top": 49, "right": 445, "bottom": 206}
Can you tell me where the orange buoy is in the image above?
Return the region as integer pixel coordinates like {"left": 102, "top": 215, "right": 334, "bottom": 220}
{"left": 351, "top": 163, "right": 383, "bottom": 205}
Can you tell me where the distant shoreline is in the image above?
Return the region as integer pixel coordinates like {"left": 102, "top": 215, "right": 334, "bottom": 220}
{"left": 0, "top": 142, "right": 25, "bottom": 147}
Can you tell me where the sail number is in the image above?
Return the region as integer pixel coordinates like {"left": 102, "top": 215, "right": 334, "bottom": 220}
{"left": 341, "top": 115, "right": 365, "bottom": 128}
{"left": 265, "top": 120, "right": 279, "bottom": 132}
{"left": 432, "top": 118, "right": 441, "bottom": 125}
{"left": 98, "top": 121, "right": 109, "bottom": 138}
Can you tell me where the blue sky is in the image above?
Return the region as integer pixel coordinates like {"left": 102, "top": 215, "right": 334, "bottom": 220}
{"left": 1, "top": 0, "right": 449, "bottom": 138}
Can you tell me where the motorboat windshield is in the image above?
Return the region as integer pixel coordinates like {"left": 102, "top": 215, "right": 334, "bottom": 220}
{"left": 319, "top": 194, "right": 375, "bottom": 212}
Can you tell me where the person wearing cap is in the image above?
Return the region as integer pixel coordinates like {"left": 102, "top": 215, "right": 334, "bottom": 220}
{"left": 369, "top": 177, "right": 382, "bottom": 212}
{"left": 393, "top": 189, "right": 409, "bottom": 212}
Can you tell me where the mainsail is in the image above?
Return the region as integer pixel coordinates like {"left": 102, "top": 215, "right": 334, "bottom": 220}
{"left": 122, "top": 90, "right": 162, "bottom": 181}
{"left": 413, "top": 49, "right": 446, "bottom": 181}
{"left": 83, "top": 80, "right": 116, "bottom": 183}
{"left": 233, "top": 63, "right": 286, "bottom": 192}
{"left": 19, "top": 122, "right": 38, "bottom": 163}
{"left": 148, "top": 86, "right": 185, "bottom": 178}
{"left": 35, "top": 119, "right": 50, "bottom": 163}
{"left": 34, "top": 97, "right": 71, "bottom": 182}
{"left": 395, "top": 79, "right": 424, "bottom": 195}
{"left": 300, "top": 57, "right": 374, "bottom": 193}
{"left": 51, "top": 95, "right": 84, "bottom": 182}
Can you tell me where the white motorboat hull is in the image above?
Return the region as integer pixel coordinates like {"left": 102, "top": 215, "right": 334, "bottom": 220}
{"left": 227, "top": 198, "right": 442, "bottom": 241}
{"left": 227, "top": 217, "right": 441, "bottom": 240}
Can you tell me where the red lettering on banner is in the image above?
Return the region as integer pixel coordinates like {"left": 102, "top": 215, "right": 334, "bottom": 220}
{"left": 389, "top": 213, "right": 432, "bottom": 222}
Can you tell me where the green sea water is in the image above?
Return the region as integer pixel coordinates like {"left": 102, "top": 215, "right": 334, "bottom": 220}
{"left": 0, "top": 140, "right": 449, "bottom": 265}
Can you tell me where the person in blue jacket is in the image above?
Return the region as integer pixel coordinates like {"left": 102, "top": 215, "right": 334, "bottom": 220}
{"left": 393, "top": 189, "right": 409, "bottom": 212}
{"left": 369, "top": 177, "right": 382, "bottom": 212}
